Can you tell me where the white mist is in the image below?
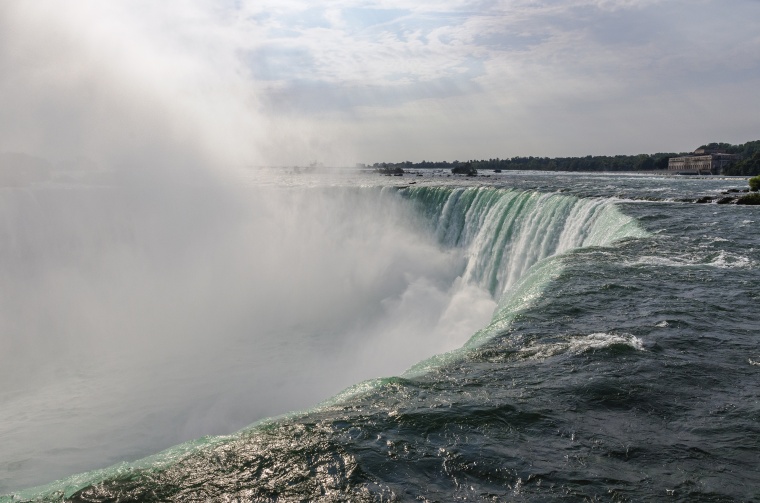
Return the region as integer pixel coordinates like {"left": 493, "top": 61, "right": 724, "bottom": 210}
{"left": 0, "top": 180, "right": 496, "bottom": 492}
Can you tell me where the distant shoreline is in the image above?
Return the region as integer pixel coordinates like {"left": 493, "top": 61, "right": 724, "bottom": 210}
{"left": 365, "top": 139, "right": 760, "bottom": 176}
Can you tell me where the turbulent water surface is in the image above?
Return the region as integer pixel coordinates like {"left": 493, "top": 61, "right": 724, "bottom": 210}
{"left": 1, "top": 171, "right": 759, "bottom": 502}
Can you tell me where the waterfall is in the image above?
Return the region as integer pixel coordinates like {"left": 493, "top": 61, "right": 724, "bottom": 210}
{"left": 0, "top": 183, "right": 648, "bottom": 498}
{"left": 403, "top": 186, "right": 646, "bottom": 300}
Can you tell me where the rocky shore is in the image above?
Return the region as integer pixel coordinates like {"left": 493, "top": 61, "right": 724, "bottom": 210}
{"left": 678, "top": 188, "right": 760, "bottom": 205}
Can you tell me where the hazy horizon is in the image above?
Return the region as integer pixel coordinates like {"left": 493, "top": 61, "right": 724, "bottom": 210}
{"left": 2, "top": 1, "right": 759, "bottom": 170}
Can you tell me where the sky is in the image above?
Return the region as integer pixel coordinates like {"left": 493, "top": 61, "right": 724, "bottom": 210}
{"left": 1, "top": 0, "right": 760, "bottom": 167}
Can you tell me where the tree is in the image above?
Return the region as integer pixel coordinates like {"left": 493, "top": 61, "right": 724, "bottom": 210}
{"left": 749, "top": 175, "right": 760, "bottom": 192}
{"left": 727, "top": 151, "right": 760, "bottom": 176}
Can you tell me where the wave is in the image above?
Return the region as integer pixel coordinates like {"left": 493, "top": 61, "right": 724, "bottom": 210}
{"left": 516, "top": 332, "right": 645, "bottom": 360}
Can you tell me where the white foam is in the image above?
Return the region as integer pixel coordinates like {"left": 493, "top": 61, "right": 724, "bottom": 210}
{"left": 628, "top": 255, "right": 692, "bottom": 267}
{"left": 519, "top": 333, "right": 644, "bottom": 360}
{"left": 629, "top": 251, "right": 753, "bottom": 269}
{"left": 704, "top": 251, "right": 753, "bottom": 269}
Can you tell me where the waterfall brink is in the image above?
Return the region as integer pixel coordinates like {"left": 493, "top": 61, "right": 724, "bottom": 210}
{"left": 1, "top": 184, "right": 648, "bottom": 500}
{"left": 404, "top": 187, "right": 646, "bottom": 299}
{"left": 397, "top": 187, "right": 647, "bottom": 367}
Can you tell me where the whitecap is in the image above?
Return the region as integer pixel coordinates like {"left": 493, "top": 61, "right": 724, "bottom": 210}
{"left": 519, "top": 333, "right": 644, "bottom": 360}
{"left": 629, "top": 251, "right": 753, "bottom": 269}
{"left": 703, "top": 251, "right": 753, "bottom": 269}
{"left": 628, "top": 255, "right": 692, "bottom": 267}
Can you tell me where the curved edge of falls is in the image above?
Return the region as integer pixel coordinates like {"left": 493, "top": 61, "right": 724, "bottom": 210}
{"left": 346, "top": 187, "right": 648, "bottom": 379}
{"left": 2, "top": 187, "right": 649, "bottom": 503}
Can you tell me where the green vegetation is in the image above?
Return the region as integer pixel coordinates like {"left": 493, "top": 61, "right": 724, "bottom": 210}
{"left": 370, "top": 153, "right": 675, "bottom": 173}
{"left": 368, "top": 140, "right": 760, "bottom": 175}
{"left": 729, "top": 150, "right": 760, "bottom": 176}
{"left": 749, "top": 175, "right": 760, "bottom": 191}
{"left": 698, "top": 140, "right": 760, "bottom": 175}
{"left": 737, "top": 192, "right": 760, "bottom": 205}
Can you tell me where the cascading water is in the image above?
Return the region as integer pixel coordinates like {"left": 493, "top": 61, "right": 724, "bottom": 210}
{"left": 2, "top": 180, "right": 649, "bottom": 501}
{"left": 402, "top": 186, "right": 645, "bottom": 298}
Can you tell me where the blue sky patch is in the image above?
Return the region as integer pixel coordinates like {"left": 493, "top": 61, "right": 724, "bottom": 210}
{"left": 246, "top": 46, "right": 316, "bottom": 81}
{"left": 340, "top": 8, "right": 411, "bottom": 31}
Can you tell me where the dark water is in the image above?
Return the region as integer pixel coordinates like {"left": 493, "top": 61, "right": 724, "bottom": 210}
{"left": 4, "top": 173, "right": 759, "bottom": 502}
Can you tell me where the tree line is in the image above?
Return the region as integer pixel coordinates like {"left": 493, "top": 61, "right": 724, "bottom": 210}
{"left": 371, "top": 140, "right": 760, "bottom": 176}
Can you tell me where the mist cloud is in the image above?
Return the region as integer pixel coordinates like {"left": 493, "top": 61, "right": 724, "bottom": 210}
{"left": 0, "top": 1, "right": 262, "bottom": 172}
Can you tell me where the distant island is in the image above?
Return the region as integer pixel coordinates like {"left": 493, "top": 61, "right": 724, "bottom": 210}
{"left": 369, "top": 140, "right": 760, "bottom": 176}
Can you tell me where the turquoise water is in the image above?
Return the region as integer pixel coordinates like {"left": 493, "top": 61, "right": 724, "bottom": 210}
{"left": 2, "top": 172, "right": 758, "bottom": 501}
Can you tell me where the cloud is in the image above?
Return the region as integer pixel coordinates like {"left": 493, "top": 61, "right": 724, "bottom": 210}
{"left": 2, "top": 0, "right": 759, "bottom": 164}
{"left": 231, "top": 0, "right": 759, "bottom": 161}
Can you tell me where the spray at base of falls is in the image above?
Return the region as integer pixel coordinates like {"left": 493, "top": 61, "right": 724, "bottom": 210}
{"left": 1, "top": 184, "right": 650, "bottom": 501}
